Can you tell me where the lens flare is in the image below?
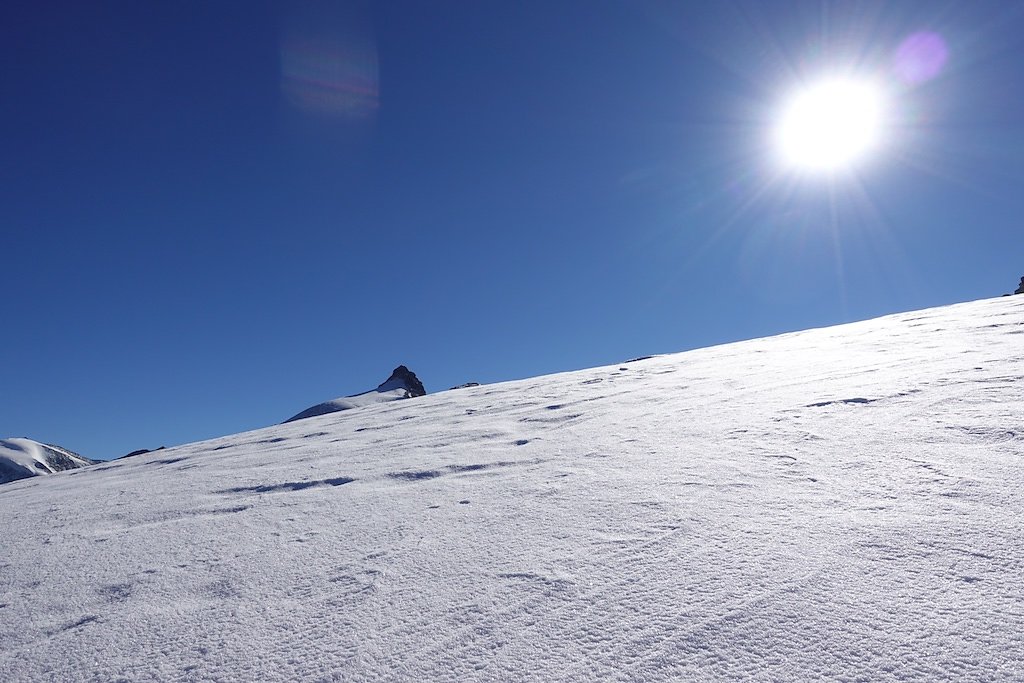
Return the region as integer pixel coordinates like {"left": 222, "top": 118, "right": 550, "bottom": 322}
{"left": 893, "top": 32, "right": 949, "bottom": 85}
{"left": 281, "top": 38, "right": 378, "bottom": 118}
{"left": 280, "top": 2, "right": 378, "bottom": 121}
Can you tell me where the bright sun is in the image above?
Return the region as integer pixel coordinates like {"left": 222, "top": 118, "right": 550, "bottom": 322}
{"left": 776, "top": 78, "right": 885, "bottom": 172}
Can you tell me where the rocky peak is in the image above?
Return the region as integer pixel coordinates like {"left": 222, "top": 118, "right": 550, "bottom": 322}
{"left": 284, "top": 365, "right": 427, "bottom": 423}
{"left": 377, "top": 365, "right": 426, "bottom": 397}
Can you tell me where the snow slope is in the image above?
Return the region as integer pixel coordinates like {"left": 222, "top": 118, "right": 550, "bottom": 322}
{"left": 0, "top": 438, "right": 94, "bottom": 485}
{"left": 284, "top": 365, "right": 427, "bottom": 423}
{"left": 1, "top": 296, "right": 1022, "bottom": 682}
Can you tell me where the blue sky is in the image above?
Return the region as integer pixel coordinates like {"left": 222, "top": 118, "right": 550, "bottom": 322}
{"left": 4, "top": 1, "right": 1024, "bottom": 458}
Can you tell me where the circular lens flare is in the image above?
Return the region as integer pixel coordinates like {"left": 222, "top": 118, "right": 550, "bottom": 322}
{"left": 894, "top": 32, "right": 948, "bottom": 85}
{"left": 776, "top": 78, "right": 884, "bottom": 172}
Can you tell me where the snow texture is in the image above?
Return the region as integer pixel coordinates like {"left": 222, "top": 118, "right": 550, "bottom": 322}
{"left": 0, "top": 438, "right": 93, "bottom": 485}
{"left": 1, "top": 296, "right": 1023, "bottom": 682}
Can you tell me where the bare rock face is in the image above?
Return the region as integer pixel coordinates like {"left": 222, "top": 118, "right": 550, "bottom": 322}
{"left": 380, "top": 365, "right": 426, "bottom": 398}
{"left": 1015, "top": 276, "right": 1024, "bottom": 295}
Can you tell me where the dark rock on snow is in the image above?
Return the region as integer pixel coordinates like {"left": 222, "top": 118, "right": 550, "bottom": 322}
{"left": 120, "top": 446, "right": 166, "bottom": 459}
{"left": 383, "top": 365, "right": 427, "bottom": 398}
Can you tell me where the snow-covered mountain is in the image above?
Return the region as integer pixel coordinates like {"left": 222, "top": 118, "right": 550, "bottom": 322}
{"left": 0, "top": 438, "right": 94, "bottom": 485}
{"left": 1, "top": 296, "right": 1023, "bottom": 682}
{"left": 284, "top": 364, "right": 427, "bottom": 422}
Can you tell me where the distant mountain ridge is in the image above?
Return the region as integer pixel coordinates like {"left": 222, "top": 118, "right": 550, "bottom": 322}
{"left": 283, "top": 365, "right": 427, "bottom": 423}
{"left": 0, "top": 438, "right": 95, "bottom": 485}
{"left": 0, "top": 366, "right": 429, "bottom": 485}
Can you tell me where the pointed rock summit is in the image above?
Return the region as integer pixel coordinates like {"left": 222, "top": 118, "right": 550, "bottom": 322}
{"left": 284, "top": 366, "right": 427, "bottom": 423}
{"left": 377, "top": 365, "right": 427, "bottom": 398}
{"left": 1015, "top": 276, "right": 1024, "bottom": 295}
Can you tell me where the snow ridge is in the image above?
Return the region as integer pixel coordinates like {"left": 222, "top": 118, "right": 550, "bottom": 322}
{"left": 284, "top": 365, "right": 427, "bottom": 423}
{"left": 0, "top": 438, "right": 94, "bottom": 485}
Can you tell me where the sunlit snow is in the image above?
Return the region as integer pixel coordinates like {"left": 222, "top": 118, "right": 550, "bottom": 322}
{"left": 0, "top": 438, "right": 93, "bottom": 485}
{"left": 284, "top": 365, "right": 425, "bottom": 423}
{"left": 1, "top": 297, "right": 1022, "bottom": 681}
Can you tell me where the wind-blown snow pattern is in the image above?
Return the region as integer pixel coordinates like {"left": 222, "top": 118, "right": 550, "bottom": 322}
{"left": 2, "top": 297, "right": 1023, "bottom": 681}
{"left": 0, "top": 438, "right": 93, "bottom": 485}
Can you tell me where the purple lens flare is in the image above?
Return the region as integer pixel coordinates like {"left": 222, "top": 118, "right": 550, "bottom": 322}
{"left": 893, "top": 32, "right": 949, "bottom": 85}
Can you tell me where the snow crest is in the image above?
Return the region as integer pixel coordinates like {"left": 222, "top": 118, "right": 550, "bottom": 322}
{"left": 284, "top": 365, "right": 426, "bottom": 423}
{"left": 0, "top": 438, "right": 93, "bottom": 485}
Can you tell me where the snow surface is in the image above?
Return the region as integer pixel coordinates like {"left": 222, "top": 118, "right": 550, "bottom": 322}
{"left": 1, "top": 296, "right": 1023, "bottom": 682}
{"left": 283, "top": 385, "right": 414, "bottom": 422}
{"left": 0, "top": 438, "right": 93, "bottom": 485}
{"left": 284, "top": 369, "right": 423, "bottom": 423}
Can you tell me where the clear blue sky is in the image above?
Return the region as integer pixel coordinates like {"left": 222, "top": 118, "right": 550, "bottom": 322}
{"left": 4, "top": 1, "right": 1024, "bottom": 459}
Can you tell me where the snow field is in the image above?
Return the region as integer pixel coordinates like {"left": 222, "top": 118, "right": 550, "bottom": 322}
{"left": 1, "top": 296, "right": 1022, "bottom": 681}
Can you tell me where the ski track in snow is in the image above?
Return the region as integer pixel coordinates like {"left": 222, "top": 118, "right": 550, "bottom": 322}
{"left": 1, "top": 297, "right": 1023, "bottom": 681}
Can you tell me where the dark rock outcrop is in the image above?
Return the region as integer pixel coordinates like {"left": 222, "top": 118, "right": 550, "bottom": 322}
{"left": 1015, "top": 276, "right": 1024, "bottom": 295}
{"left": 120, "top": 446, "right": 166, "bottom": 459}
{"left": 381, "top": 365, "right": 427, "bottom": 398}
{"left": 449, "top": 382, "right": 481, "bottom": 390}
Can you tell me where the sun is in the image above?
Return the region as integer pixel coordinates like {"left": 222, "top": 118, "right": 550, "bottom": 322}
{"left": 775, "top": 78, "right": 885, "bottom": 172}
